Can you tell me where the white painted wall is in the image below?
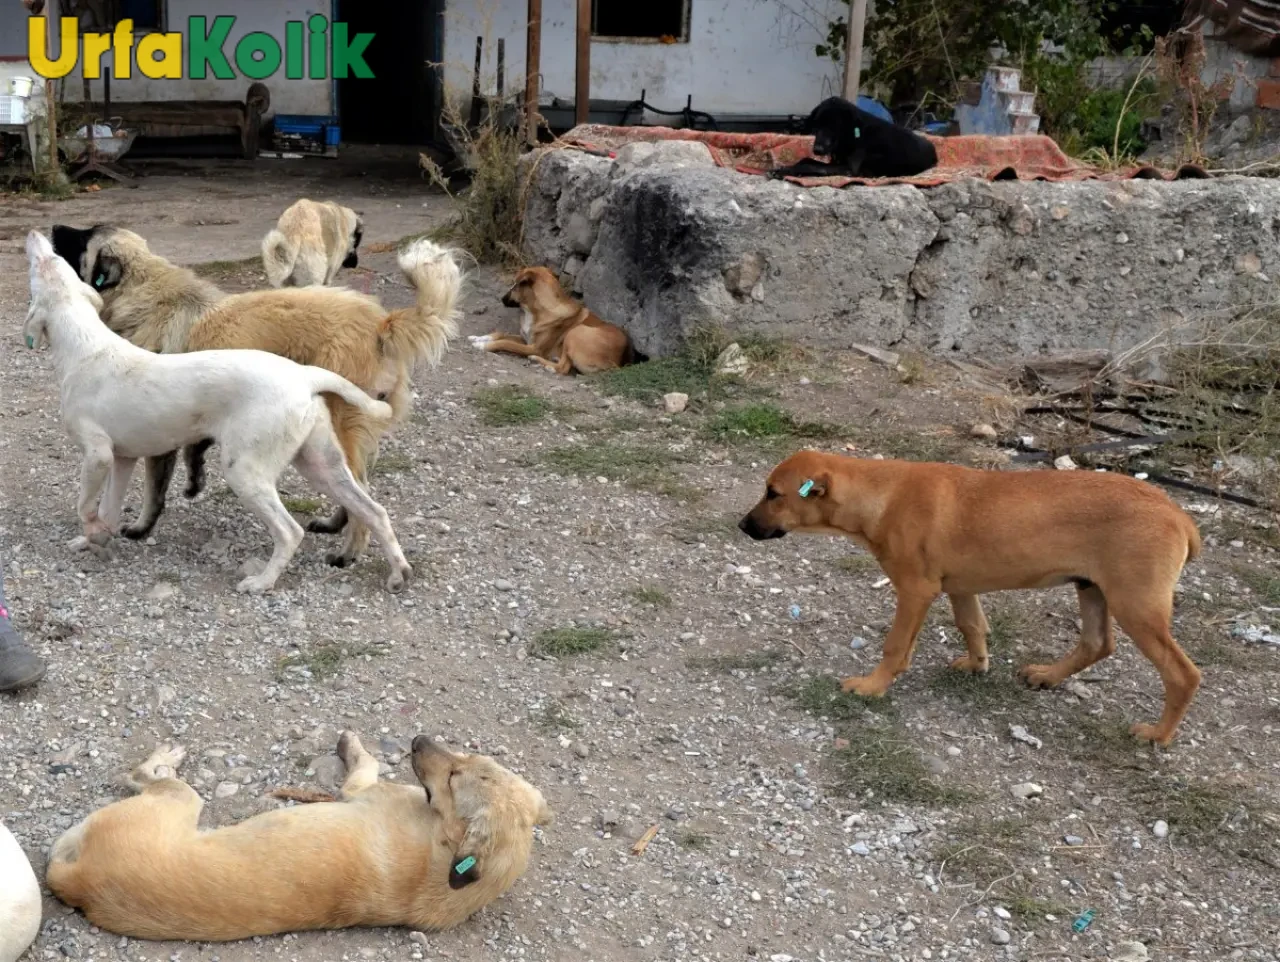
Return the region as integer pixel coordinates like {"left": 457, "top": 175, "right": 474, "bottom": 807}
{"left": 441, "top": 0, "right": 846, "bottom": 116}
{"left": 35, "top": 0, "right": 332, "bottom": 115}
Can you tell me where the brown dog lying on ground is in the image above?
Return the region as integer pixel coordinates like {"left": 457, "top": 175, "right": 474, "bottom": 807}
{"left": 46, "top": 733, "right": 551, "bottom": 940}
{"left": 739, "top": 450, "right": 1203, "bottom": 746}
{"left": 468, "top": 266, "right": 644, "bottom": 374}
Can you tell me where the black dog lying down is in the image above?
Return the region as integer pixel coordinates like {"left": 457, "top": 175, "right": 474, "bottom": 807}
{"left": 770, "top": 96, "right": 938, "bottom": 180}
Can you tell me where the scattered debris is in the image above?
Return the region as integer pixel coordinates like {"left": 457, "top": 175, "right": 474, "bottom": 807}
{"left": 663, "top": 392, "right": 690, "bottom": 414}
{"left": 850, "top": 636, "right": 869, "bottom": 650}
{"left": 851, "top": 344, "right": 902, "bottom": 369}
{"left": 1152, "top": 819, "right": 1169, "bottom": 839}
{"left": 1011, "top": 782, "right": 1044, "bottom": 800}
{"left": 632, "top": 824, "right": 660, "bottom": 856}
{"left": 1009, "top": 724, "right": 1043, "bottom": 749}
{"left": 714, "top": 343, "right": 749, "bottom": 377}
{"left": 990, "top": 928, "right": 1011, "bottom": 945}
{"left": 1233, "top": 623, "right": 1280, "bottom": 645}
{"left": 1072, "top": 908, "right": 1096, "bottom": 933}
{"left": 1053, "top": 455, "right": 1079, "bottom": 471}
{"left": 970, "top": 423, "right": 998, "bottom": 440}
{"left": 1111, "top": 941, "right": 1150, "bottom": 962}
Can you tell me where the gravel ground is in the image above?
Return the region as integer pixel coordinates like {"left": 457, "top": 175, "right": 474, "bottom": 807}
{"left": 1, "top": 158, "right": 1279, "bottom": 962}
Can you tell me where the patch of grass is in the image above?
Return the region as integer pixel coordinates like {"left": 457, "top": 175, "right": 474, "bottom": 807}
{"left": 471, "top": 385, "right": 551, "bottom": 426}
{"left": 669, "top": 514, "right": 741, "bottom": 544}
{"left": 855, "top": 426, "right": 966, "bottom": 463}
{"left": 595, "top": 328, "right": 768, "bottom": 405}
{"left": 370, "top": 452, "right": 415, "bottom": 476}
{"left": 1134, "top": 779, "right": 1278, "bottom": 866}
{"left": 784, "top": 675, "right": 895, "bottom": 721}
{"left": 986, "top": 608, "right": 1023, "bottom": 653}
{"left": 282, "top": 496, "right": 324, "bottom": 514}
{"left": 629, "top": 586, "right": 672, "bottom": 607}
{"left": 686, "top": 650, "right": 787, "bottom": 673}
{"left": 533, "top": 699, "right": 581, "bottom": 733}
{"left": 1237, "top": 566, "right": 1280, "bottom": 606}
{"left": 926, "top": 667, "right": 1030, "bottom": 709}
{"left": 275, "top": 642, "right": 378, "bottom": 682}
{"left": 897, "top": 352, "right": 927, "bottom": 385}
{"left": 192, "top": 256, "right": 260, "bottom": 278}
{"left": 936, "top": 816, "right": 1041, "bottom": 888}
{"left": 737, "top": 334, "right": 812, "bottom": 374}
{"left": 529, "top": 627, "right": 615, "bottom": 659}
{"left": 1215, "top": 516, "right": 1280, "bottom": 550}
{"left": 704, "top": 402, "right": 844, "bottom": 445}
{"left": 539, "top": 443, "right": 698, "bottom": 500}
{"left": 1065, "top": 714, "right": 1146, "bottom": 772}
{"left": 678, "top": 830, "right": 713, "bottom": 851}
{"left": 1005, "top": 894, "right": 1073, "bottom": 922}
{"left": 834, "top": 554, "right": 878, "bottom": 574}
{"left": 831, "top": 732, "right": 971, "bottom": 806}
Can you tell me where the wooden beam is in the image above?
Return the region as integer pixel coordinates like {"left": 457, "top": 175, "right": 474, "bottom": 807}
{"left": 575, "top": 0, "right": 591, "bottom": 126}
{"left": 842, "top": 0, "right": 868, "bottom": 101}
{"left": 524, "top": 0, "right": 542, "bottom": 145}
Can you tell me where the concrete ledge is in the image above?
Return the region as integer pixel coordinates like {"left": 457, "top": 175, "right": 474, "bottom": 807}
{"left": 521, "top": 145, "right": 1280, "bottom": 359}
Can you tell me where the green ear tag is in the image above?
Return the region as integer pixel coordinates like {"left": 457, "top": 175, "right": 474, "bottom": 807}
{"left": 854, "top": 127, "right": 861, "bottom": 138}
{"left": 798, "top": 479, "right": 815, "bottom": 498}
{"left": 94, "top": 274, "right": 106, "bottom": 288}
{"left": 454, "top": 855, "right": 477, "bottom": 875}
{"left": 25, "top": 335, "right": 35, "bottom": 349}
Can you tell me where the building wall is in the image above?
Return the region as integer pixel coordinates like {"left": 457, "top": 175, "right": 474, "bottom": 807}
{"left": 441, "top": 0, "right": 846, "bottom": 116}
{"left": 11, "top": 0, "right": 331, "bottom": 115}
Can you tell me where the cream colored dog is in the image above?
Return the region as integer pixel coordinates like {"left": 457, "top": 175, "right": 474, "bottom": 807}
{"left": 24, "top": 229, "right": 412, "bottom": 594}
{"left": 47, "top": 733, "right": 552, "bottom": 941}
{"left": 0, "top": 821, "right": 41, "bottom": 962}
{"left": 261, "top": 199, "right": 363, "bottom": 288}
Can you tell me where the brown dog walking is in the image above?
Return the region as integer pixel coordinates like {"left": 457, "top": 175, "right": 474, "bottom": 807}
{"left": 739, "top": 450, "right": 1203, "bottom": 746}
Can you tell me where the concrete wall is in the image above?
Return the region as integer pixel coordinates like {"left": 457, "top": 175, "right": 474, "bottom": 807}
{"left": 440, "top": 0, "right": 845, "bottom": 115}
{"left": 522, "top": 144, "right": 1280, "bottom": 361}
{"left": 13, "top": 0, "right": 331, "bottom": 115}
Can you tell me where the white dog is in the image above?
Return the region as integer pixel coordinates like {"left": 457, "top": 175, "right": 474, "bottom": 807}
{"left": 23, "top": 229, "right": 413, "bottom": 595}
{"left": 0, "top": 821, "right": 40, "bottom": 962}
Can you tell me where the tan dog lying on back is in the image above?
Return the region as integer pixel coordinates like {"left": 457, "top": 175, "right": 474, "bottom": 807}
{"left": 468, "top": 266, "right": 643, "bottom": 374}
{"left": 47, "top": 732, "right": 551, "bottom": 941}
{"left": 739, "top": 451, "right": 1203, "bottom": 746}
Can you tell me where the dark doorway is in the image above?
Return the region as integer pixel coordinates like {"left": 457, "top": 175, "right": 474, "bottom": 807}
{"left": 335, "top": 0, "right": 442, "bottom": 145}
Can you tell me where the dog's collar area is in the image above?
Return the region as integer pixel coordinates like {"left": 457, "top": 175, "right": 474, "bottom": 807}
{"left": 798, "top": 479, "right": 815, "bottom": 498}
{"left": 449, "top": 854, "right": 479, "bottom": 890}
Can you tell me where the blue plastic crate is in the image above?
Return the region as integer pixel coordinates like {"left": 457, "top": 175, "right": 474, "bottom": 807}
{"left": 324, "top": 124, "right": 341, "bottom": 146}
{"left": 274, "top": 113, "right": 337, "bottom": 137}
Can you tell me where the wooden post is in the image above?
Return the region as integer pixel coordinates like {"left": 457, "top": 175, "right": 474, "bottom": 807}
{"left": 842, "top": 0, "right": 868, "bottom": 101}
{"left": 524, "top": 0, "right": 542, "bottom": 144}
{"left": 575, "top": 0, "right": 591, "bottom": 126}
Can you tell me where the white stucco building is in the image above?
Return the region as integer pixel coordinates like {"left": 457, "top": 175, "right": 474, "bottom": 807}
{"left": 2, "top": 0, "right": 846, "bottom": 145}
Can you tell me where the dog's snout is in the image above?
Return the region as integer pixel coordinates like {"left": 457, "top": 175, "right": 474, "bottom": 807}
{"left": 739, "top": 513, "right": 785, "bottom": 541}
{"left": 501, "top": 292, "right": 517, "bottom": 308}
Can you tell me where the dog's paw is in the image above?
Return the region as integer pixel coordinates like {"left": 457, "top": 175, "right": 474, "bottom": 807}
{"left": 1129, "top": 722, "right": 1174, "bottom": 747}
{"left": 840, "top": 674, "right": 890, "bottom": 698}
{"left": 337, "top": 731, "right": 364, "bottom": 766}
{"left": 949, "top": 655, "right": 990, "bottom": 674}
{"left": 1017, "top": 664, "right": 1062, "bottom": 689}
{"left": 385, "top": 563, "right": 413, "bottom": 594}
{"left": 768, "top": 168, "right": 787, "bottom": 181}
{"left": 121, "top": 522, "right": 153, "bottom": 541}
{"left": 146, "top": 744, "right": 188, "bottom": 777}
{"left": 468, "top": 334, "right": 494, "bottom": 351}
{"left": 236, "top": 574, "right": 276, "bottom": 595}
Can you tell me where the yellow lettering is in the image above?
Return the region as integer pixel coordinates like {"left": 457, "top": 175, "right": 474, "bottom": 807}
{"left": 27, "top": 17, "right": 79, "bottom": 80}
{"left": 82, "top": 31, "right": 112, "bottom": 80}
{"left": 112, "top": 19, "right": 135, "bottom": 79}
{"left": 137, "top": 32, "right": 183, "bottom": 79}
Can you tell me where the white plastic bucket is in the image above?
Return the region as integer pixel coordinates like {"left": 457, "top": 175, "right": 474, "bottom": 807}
{"left": 10, "top": 76, "right": 34, "bottom": 98}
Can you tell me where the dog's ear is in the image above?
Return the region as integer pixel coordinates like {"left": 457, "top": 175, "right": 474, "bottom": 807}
{"left": 448, "top": 853, "right": 481, "bottom": 890}
{"left": 800, "top": 472, "right": 831, "bottom": 499}
{"left": 89, "top": 251, "right": 123, "bottom": 292}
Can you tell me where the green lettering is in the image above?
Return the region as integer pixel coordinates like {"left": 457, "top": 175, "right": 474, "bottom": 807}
{"left": 332, "top": 23, "right": 374, "bottom": 79}
{"left": 285, "top": 21, "right": 304, "bottom": 79}
{"left": 308, "top": 14, "right": 328, "bottom": 80}
{"left": 236, "top": 32, "right": 281, "bottom": 79}
{"left": 187, "top": 16, "right": 235, "bottom": 80}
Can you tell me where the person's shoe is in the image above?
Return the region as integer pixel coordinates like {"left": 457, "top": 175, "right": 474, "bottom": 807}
{"left": 0, "top": 627, "right": 46, "bottom": 692}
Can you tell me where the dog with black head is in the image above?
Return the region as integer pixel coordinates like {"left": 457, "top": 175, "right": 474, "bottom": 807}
{"left": 770, "top": 96, "right": 938, "bottom": 180}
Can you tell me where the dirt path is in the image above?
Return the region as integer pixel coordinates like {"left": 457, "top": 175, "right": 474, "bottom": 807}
{"left": 1, "top": 159, "right": 1278, "bottom": 962}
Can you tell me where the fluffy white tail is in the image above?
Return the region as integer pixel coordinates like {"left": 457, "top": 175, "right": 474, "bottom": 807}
{"left": 261, "top": 229, "right": 299, "bottom": 288}
{"left": 381, "top": 238, "right": 462, "bottom": 368}
{"left": 305, "top": 367, "right": 394, "bottom": 422}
